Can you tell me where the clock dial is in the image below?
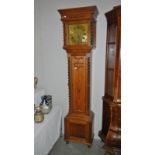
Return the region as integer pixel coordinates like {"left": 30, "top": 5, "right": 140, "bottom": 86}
{"left": 68, "top": 24, "right": 88, "bottom": 45}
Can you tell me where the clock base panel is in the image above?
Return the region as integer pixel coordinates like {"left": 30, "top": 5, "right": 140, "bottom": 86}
{"left": 64, "top": 111, "right": 94, "bottom": 146}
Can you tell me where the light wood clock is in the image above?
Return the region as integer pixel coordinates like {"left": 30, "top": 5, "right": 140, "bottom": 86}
{"left": 58, "top": 6, "right": 98, "bottom": 146}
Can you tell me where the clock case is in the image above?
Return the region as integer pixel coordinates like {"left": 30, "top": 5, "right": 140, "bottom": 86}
{"left": 58, "top": 6, "right": 98, "bottom": 146}
{"left": 98, "top": 5, "right": 121, "bottom": 152}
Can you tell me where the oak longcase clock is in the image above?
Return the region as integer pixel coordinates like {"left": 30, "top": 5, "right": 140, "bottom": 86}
{"left": 58, "top": 6, "right": 98, "bottom": 146}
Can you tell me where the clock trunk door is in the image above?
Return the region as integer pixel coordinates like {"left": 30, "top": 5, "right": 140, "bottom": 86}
{"left": 71, "top": 56, "right": 86, "bottom": 113}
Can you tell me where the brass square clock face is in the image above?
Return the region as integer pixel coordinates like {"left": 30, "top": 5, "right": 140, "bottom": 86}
{"left": 68, "top": 24, "right": 88, "bottom": 45}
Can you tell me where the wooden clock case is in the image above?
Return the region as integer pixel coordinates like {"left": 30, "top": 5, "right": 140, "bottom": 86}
{"left": 98, "top": 5, "right": 121, "bottom": 152}
{"left": 58, "top": 6, "right": 98, "bottom": 146}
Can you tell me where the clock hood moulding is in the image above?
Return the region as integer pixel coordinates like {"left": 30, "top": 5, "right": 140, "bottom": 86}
{"left": 58, "top": 6, "right": 99, "bottom": 22}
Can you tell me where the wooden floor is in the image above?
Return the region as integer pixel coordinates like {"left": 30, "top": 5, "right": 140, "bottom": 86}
{"left": 48, "top": 136, "right": 120, "bottom": 155}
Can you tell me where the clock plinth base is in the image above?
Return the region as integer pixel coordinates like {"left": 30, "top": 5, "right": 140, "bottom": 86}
{"left": 64, "top": 111, "right": 94, "bottom": 146}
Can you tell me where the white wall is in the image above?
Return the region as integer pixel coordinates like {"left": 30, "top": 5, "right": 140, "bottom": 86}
{"left": 34, "top": 0, "right": 44, "bottom": 88}
{"left": 34, "top": 0, "right": 121, "bottom": 139}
